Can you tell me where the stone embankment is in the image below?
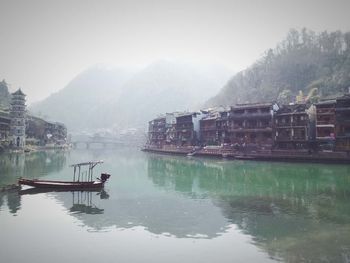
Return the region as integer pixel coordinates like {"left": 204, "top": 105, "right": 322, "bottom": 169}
{"left": 142, "top": 145, "right": 350, "bottom": 164}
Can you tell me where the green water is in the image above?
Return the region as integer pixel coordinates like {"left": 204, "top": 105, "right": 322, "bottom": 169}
{"left": 0, "top": 148, "right": 350, "bottom": 263}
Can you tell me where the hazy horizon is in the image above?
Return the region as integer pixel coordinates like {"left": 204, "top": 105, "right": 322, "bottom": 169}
{"left": 1, "top": 0, "right": 350, "bottom": 104}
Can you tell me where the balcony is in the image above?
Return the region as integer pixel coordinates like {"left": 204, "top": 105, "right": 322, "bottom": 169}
{"left": 153, "top": 125, "right": 166, "bottom": 129}
{"left": 176, "top": 118, "right": 193, "bottom": 124}
{"left": 275, "top": 122, "right": 292, "bottom": 127}
{"left": 336, "top": 107, "right": 350, "bottom": 112}
{"left": 200, "top": 126, "right": 217, "bottom": 131}
{"left": 176, "top": 124, "right": 193, "bottom": 130}
{"left": 228, "top": 127, "right": 272, "bottom": 132}
{"left": 153, "top": 128, "right": 165, "bottom": 132}
{"left": 316, "top": 121, "right": 335, "bottom": 126}
{"left": 293, "top": 121, "right": 308, "bottom": 127}
{"left": 316, "top": 109, "right": 335, "bottom": 115}
{"left": 10, "top": 113, "right": 26, "bottom": 119}
{"left": 230, "top": 112, "right": 271, "bottom": 120}
{"left": 276, "top": 135, "right": 307, "bottom": 141}
{"left": 276, "top": 121, "right": 308, "bottom": 127}
{"left": 10, "top": 99, "right": 25, "bottom": 105}
{"left": 275, "top": 136, "right": 292, "bottom": 141}
{"left": 216, "top": 126, "right": 228, "bottom": 131}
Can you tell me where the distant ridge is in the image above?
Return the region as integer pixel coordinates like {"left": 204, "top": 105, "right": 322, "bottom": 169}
{"left": 30, "top": 61, "right": 232, "bottom": 132}
{"left": 29, "top": 66, "right": 134, "bottom": 131}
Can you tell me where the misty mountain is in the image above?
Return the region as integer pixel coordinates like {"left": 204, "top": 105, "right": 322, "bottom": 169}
{"left": 29, "top": 66, "right": 134, "bottom": 131}
{"left": 206, "top": 29, "right": 350, "bottom": 107}
{"left": 30, "top": 61, "right": 232, "bottom": 132}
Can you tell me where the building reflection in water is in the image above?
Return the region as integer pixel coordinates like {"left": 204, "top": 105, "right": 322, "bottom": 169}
{"left": 0, "top": 188, "right": 21, "bottom": 215}
{"left": 0, "top": 188, "right": 109, "bottom": 217}
{"left": 55, "top": 186, "right": 228, "bottom": 237}
{"left": 0, "top": 150, "right": 67, "bottom": 186}
{"left": 0, "top": 150, "right": 68, "bottom": 216}
{"left": 146, "top": 155, "right": 350, "bottom": 262}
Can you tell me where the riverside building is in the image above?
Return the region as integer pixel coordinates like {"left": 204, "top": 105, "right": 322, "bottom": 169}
{"left": 227, "top": 103, "right": 278, "bottom": 151}
{"left": 335, "top": 94, "right": 350, "bottom": 151}
{"left": 0, "top": 109, "right": 10, "bottom": 141}
{"left": 274, "top": 104, "right": 312, "bottom": 151}
{"left": 145, "top": 94, "right": 350, "bottom": 159}
{"left": 175, "top": 112, "right": 206, "bottom": 146}
{"left": 148, "top": 116, "right": 166, "bottom": 147}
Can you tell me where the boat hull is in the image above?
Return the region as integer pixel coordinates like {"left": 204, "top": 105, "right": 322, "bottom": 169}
{"left": 18, "top": 178, "right": 104, "bottom": 190}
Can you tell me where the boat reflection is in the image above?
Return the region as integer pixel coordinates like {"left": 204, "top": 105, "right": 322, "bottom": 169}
{"left": 19, "top": 187, "right": 108, "bottom": 215}
{"left": 70, "top": 191, "right": 105, "bottom": 215}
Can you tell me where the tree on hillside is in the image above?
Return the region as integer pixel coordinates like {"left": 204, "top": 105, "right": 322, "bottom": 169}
{"left": 206, "top": 28, "right": 350, "bottom": 107}
{"left": 0, "top": 79, "right": 10, "bottom": 109}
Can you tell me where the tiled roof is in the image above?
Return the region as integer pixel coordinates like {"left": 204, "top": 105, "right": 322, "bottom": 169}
{"left": 232, "top": 102, "right": 273, "bottom": 110}
{"left": 12, "top": 88, "right": 26, "bottom": 96}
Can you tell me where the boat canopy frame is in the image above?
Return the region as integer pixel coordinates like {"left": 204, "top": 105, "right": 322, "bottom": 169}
{"left": 70, "top": 160, "right": 104, "bottom": 182}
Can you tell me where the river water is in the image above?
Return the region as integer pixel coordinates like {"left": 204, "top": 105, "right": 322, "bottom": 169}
{"left": 0, "top": 148, "right": 350, "bottom": 263}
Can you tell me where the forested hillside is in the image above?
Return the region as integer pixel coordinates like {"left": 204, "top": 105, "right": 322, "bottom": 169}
{"left": 206, "top": 29, "right": 350, "bottom": 106}
{"left": 0, "top": 80, "right": 10, "bottom": 109}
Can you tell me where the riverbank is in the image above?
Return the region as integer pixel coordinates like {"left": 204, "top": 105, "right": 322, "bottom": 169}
{"left": 142, "top": 145, "right": 350, "bottom": 164}
{"left": 0, "top": 144, "right": 71, "bottom": 153}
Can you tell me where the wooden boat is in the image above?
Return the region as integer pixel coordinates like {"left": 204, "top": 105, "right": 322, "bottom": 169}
{"left": 18, "top": 178, "right": 107, "bottom": 190}
{"left": 187, "top": 151, "right": 196, "bottom": 157}
{"left": 18, "top": 160, "right": 111, "bottom": 190}
{"left": 235, "top": 155, "right": 256, "bottom": 160}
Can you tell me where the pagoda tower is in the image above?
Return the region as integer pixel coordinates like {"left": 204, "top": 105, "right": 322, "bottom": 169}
{"left": 10, "top": 89, "right": 26, "bottom": 148}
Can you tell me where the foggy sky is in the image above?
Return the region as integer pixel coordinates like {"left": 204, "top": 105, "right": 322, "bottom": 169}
{"left": 0, "top": 0, "right": 350, "bottom": 104}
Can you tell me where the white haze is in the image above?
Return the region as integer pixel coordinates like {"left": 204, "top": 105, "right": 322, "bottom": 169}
{"left": 0, "top": 0, "right": 350, "bottom": 103}
{"left": 29, "top": 60, "right": 232, "bottom": 131}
